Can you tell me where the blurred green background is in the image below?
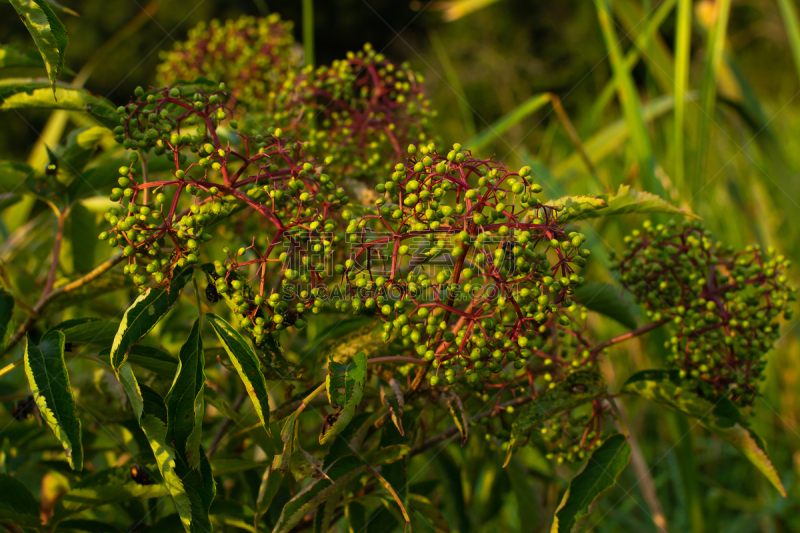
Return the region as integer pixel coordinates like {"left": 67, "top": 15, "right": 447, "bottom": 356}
{"left": 3, "top": 0, "right": 800, "bottom": 531}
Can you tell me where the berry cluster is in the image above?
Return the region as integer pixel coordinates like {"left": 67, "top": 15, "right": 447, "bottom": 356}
{"left": 158, "top": 16, "right": 434, "bottom": 185}
{"left": 613, "top": 220, "right": 797, "bottom": 405}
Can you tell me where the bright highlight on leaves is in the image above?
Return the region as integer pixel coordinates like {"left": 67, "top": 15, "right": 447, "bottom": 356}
{"left": 9, "top": 0, "right": 69, "bottom": 95}
{"left": 321, "top": 350, "right": 367, "bottom": 444}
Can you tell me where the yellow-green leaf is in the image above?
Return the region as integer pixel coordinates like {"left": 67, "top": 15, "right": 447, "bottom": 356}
{"left": 8, "top": 0, "right": 68, "bottom": 94}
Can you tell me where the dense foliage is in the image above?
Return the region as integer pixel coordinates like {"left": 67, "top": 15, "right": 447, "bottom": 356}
{"left": 1, "top": 2, "right": 800, "bottom": 533}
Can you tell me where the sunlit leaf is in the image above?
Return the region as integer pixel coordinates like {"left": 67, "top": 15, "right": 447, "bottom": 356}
{"left": 545, "top": 195, "right": 608, "bottom": 221}
{"left": 9, "top": 0, "right": 68, "bottom": 93}
{"left": 380, "top": 378, "right": 404, "bottom": 436}
{"left": 24, "top": 329, "right": 82, "bottom": 470}
{"left": 320, "top": 351, "right": 367, "bottom": 445}
{"left": 622, "top": 369, "right": 786, "bottom": 496}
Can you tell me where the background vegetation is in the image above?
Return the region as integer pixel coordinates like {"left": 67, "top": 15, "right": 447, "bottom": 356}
{"left": 2, "top": 0, "right": 800, "bottom": 531}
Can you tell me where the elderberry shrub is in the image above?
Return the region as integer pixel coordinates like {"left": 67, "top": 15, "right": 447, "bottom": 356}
{"left": 613, "top": 219, "right": 797, "bottom": 406}
{"left": 158, "top": 16, "right": 434, "bottom": 184}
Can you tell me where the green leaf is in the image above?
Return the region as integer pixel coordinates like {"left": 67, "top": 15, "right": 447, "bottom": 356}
{"left": 0, "top": 79, "right": 113, "bottom": 112}
{"left": 0, "top": 472, "right": 41, "bottom": 527}
{"left": 505, "top": 372, "right": 607, "bottom": 467}
{"left": 68, "top": 202, "right": 96, "bottom": 273}
{"left": 571, "top": 282, "right": 638, "bottom": 330}
{"left": 379, "top": 378, "right": 404, "bottom": 436}
{"left": 115, "top": 363, "right": 215, "bottom": 533}
{"left": 53, "top": 465, "right": 168, "bottom": 522}
{"left": 622, "top": 369, "right": 786, "bottom": 496}
{"left": 206, "top": 313, "right": 271, "bottom": 431}
{"left": 320, "top": 351, "right": 367, "bottom": 445}
{"left": 209, "top": 500, "right": 257, "bottom": 532}
{"left": 50, "top": 317, "right": 119, "bottom": 347}
{"left": 271, "top": 411, "right": 298, "bottom": 472}
{"left": 126, "top": 345, "right": 178, "bottom": 379}
{"left": 551, "top": 434, "right": 631, "bottom": 532}
{"left": 0, "top": 44, "right": 46, "bottom": 72}
{"left": 24, "top": 330, "right": 82, "bottom": 470}
{"left": 110, "top": 267, "right": 191, "bottom": 371}
{"left": 0, "top": 160, "right": 35, "bottom": 194}
{"left": 255, "top": 466, "right": 284, "bottom": 529}
{"left": 210, "top": 459, "right": 267, "bottom": 475}
{"left": 9, "top": 0, "right": 68, "bottom": 94}
{"left": 272, "top": 456, "right": 367, "bottom": 533}
{"left": 165, "top": 318, "right": 205, "bottom": 469}
{"left": 593, "top": 184, "right": 692, "bottom": 219}
{"left": 545, "top": 195, "right": 608, "bottom": 221}
{"left": 0, "top": 288, "right": 14, "bottom": 350}
{"left": 444, "top": 391, "right": 468, "bottom": 445}
{"left": 372, "top": 444, "right": 410, "bottom": 466}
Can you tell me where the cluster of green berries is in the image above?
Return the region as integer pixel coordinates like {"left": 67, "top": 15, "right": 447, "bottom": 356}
{"left": 613, "top": 219, "right": 797, "bottom": 405}
{"left": 323, "top": 142, "right": 595, "bottom": 389}
{"left": 158, "top": 16, "right": 434, "bottom": 185}
{"left": 156, "top": 14, "right": 297, "bottom": 112}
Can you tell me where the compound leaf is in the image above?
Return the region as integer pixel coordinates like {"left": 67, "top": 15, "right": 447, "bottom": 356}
{"left": 0, "top": 472, "right": 41, "bottom": 527}
{"left": 551, "top": 434, "right": 631, "bottom": 532}
{"left": 24, "top": 329, "right": 82, "bottom": 470}
{"left": 505, "top": 372, "right": 607, "bottom": 467}
{"left": 571, "top": 282, "right": 638, "bottom": 330}
{"left": 8, "top": 0, "right": 68, "bottom": 93}
{"left": 320, "top": 351, "right": 367, "bottom": 445}
{"left": 206, "top": 312, "right": 271, "bottom": 430}
{"left": 622, "top": 369, "right": 786, "bottom": 496}
{"left": 110, "top": 267, "right": 191, "bottom": 371}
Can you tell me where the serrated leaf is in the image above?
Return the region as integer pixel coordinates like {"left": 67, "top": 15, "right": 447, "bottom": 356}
{"left": 0, "top": 472, "right": 41, "bottom": 527}
{"left": 444, "top": 391, "right": 468, "bottom": 445}
{"left": 622, "top": 369, "right": 786, "bottom": 496}
{"left": 380, "top": 379, "right": 404, "bottom": 436}
{"left": 53, "top": 465, "right": 168, "bottom": 522}
{"left": 571, "top": 282, "right": 638, "bottom": 330}
{"left": 165, "top": 318, "right": 205, "bottom": 469}
{"left": 24, "top": 330, "right": 82, "bottom": 470}
{"left": 115, "top": 362, "right": 215, "bottom": 533}
{"left": 320, "top": 351, "right": 367, "bottom": 445}
{"left": 0, "top": 79, "right": 113, "bottom": 111}
{"left": 206, "top": 313, "right": 271, "bottom": 431}
{"left": 0, "top": 288, "right": 13, "bottom": 350}
{"left": 272, "top": 456, "right": 367, "bottom": 533}
{"left": 372, "top": 444, "right": 410, "bottom": 466}
{"left": 271, "top": 411, "right": 298, "bottom": 472}
{"left": 551, "top": 434, "right": 631, "bottom": 532}
{"left": 505, "top": 372, "right": 607, "bottom": 467}
{"left": 546, "top": 195, "right": 608, "bottom": 221}
{"left": 110, "top": 267, "right": 191, "bottom": 371}
{"left": 9, "top": 0, "right": 68, "bottom": 93}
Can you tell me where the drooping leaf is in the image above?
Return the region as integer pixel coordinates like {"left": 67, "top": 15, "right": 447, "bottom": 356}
{"left": 271, "top": 411, "right": 298, "bottom": 472}
{"left": 0, "top": 79, "right": 114, "bottom": 112}
{"left": 0, "top": 288, "right": 14, "bottom": 350}
{"left": 255, "top": 467, "right": 284, "bottom": 530}
{"left": 53, "top": 465, "right": 168, "bottom": 523}
{"left": 622, "top": 369, "right": 786, "bottom": 496}
{"left": 206, "top": 313, "right": 271, "bottom": 430}
{"left": 0, "top": 472, "right": 41, "bottom": 527}
{"left": 372, "top": 444, "right": 410, "bottom": 466}
{"left": 546, "top": 195, "right": 608, "bottom": 221}
{"left": 272, "top": 456, "right": 367, "bottom": 533}
{"left": 551, "top": 434, "right": 631, "bottom": 532}
{"left": 571, "top": 282, "right": 639, "bottom": 330}
{"left": 505, "top": 372, "right": 607, "bottom": 467}
{"left": 8, "top": 0, "right": 68, "bottom": 93}
{"left": 110, "top": 267, "right": 191, "bottom": 371}
{"left": 164, "top": 318, "right": 205, "bottom": 469}
{"left": 380, "top": 378, "right": 404, "bottom": 436}
{"left": 320, "top": 351, "right": 367, "bottom": 444}
{"left": 444, "top": 391, "right": 468, "bottom": 445}
{"left": 115, "top": 363, "right": 215, "bottom": 533}
{"left": 24, "top": 330, "right": 82, "bottom": 470}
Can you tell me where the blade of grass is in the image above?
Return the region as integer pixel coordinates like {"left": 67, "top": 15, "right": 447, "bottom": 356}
{"left": 303, "top": 0, "right": 314, "bottom": 67}
{"left": 777, "top": 0, "right": 800, "bottom": 85}
{"left": 596, "top": 0, "right": 662, "bottom": 196}
{"left": 674, "top": 0, "right": 692, "bottom": 194}
{"left": 429, "top": 29, "right": 477, "bottom": 139}
{"left": 693, "top": 0, "right": 731, "bottom": 194}
{"left": 466, "top": 93, "right": 550, "bottom": 151}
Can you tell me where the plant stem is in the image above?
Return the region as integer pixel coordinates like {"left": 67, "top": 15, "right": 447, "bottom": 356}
{"left": 589, "top": 317, "right": 669, "bottom": 355}
{"left": 40, "top": 210, "right": 67, "bottom": 304}
{"left": 139, "top": 149, "right": 150, "bottom": 205}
